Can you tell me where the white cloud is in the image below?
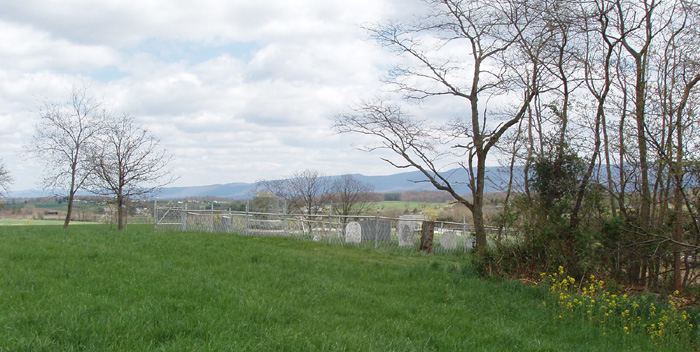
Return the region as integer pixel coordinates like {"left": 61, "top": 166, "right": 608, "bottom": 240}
{"left": 0, "top": 0, "right": 432, "bottom": 192}
{"left": 0, "top": 21, "right": 119, "bottom": 72}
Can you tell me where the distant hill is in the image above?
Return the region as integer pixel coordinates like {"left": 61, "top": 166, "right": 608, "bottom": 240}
{"left": 150, "top": 166, "right": 511, "bottom": 199}
{"left": 8, "top": 166, "right": 513, "bottom": 200}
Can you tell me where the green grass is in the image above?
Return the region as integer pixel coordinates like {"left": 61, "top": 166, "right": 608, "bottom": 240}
{"left": 32, "top": 202, "right": 69, "bottom": 210}
{"left": 0, "top": 219, "right": 100, "bottom": 226}
{"left": 0, "top": 225, "right": 682, "bottom": 351}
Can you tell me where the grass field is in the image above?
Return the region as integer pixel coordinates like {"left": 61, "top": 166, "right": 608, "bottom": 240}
{"left": 0, "top": 225, "right": 689, "bottom": 351}
{"left": 0, "top": 219, "right": 101, "bottom": 226}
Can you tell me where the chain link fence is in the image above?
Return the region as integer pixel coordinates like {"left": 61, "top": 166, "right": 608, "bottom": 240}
{"left": 154, "top": 202, "right": 519, "bottom": 254}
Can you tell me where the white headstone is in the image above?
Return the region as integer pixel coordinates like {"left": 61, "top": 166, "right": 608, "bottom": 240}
{"left": 440, "top": 231, "right": 458, "bottom": 251}
{"left": 345, "top": 222, "right": 362, "bottom": 243}
{"left": 399, "top": 224, "right": 414, "bottom": 247}
{"left": 398, "top": 216, "right": 422, "bottom": 247}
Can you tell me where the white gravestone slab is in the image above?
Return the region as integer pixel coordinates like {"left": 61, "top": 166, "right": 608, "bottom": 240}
{"left": 345, "top": 222, "right": 362, "bottom": 243}
{"left": 439, "top": 231, "right": 458, "bottom": 251}
{"left": 398, "top": 216, "right": 422, "bottom": 247}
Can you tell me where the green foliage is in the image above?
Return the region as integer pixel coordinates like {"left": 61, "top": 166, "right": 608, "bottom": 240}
{"left": 529, "top": 148, "right": 586, "bottom": 217}
{"left": 475, "top": 148, "right": 607, "bottom": 279}
{"left": 595, "top": 216, "right": 672, "bottom": 288}
{"left": 251, "top": 191, "right": 280, "bottom": 213}
{"left": 383, "top": 192, "right": 401, "bottom": 201}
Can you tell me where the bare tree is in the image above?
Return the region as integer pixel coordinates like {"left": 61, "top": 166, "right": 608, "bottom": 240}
{"left": 0, "top": 159, "right": 12, "bottom": 197}
{"left": 25, "top": 85, "right": 107, "bottom": 228}
{"left": 257, "top": 169, "right": 337, "bottom": 215}
{"left": 336, "top": 0, "right": 539, "bottom": 250}
{"left": 89, "top": 114, "right": 175, "bottom": 230}
{"left": 330, "top": 174, "right": 374, "bottom": 217}
{"left": 286, "top": 169, "right": 330, "bottom": 215}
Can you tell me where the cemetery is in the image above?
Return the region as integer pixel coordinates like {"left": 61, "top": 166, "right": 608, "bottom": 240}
{"left": 153, "top": 204, "right": 503, "bottom": 254}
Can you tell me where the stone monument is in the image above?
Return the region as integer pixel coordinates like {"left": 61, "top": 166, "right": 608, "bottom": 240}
{"left": 345, "top": 222, "right": 362, "bottom": 243}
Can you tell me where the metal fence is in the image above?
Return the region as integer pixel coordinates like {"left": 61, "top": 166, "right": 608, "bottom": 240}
{"left": 154, "top": 203, "right": 519, "bottom": 254}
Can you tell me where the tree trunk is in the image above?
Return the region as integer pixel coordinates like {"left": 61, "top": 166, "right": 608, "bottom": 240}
{"left": 64, "top": 168, "right": 78, "bottom": 229}
{"left": 117, "top": 195, "right": 124, "bottom": 230}
{"left": 673, "top": 185, "right": 683, "bottom": 291}
{"left": 635, "top": 65, "right": 651, "bottom": 231}
{"left": 473, "top": 153, "right": 488, "bottom": 250}
{"left": 64, "top": 193, "right": 74, "bottom": 229}
{"left": 419, "top": 221, "right": 435, "bottom": 254}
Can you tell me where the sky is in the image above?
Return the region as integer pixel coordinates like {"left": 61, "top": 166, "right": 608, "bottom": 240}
{"left": 0, "top": 0, "right": 433, "bottom": 192}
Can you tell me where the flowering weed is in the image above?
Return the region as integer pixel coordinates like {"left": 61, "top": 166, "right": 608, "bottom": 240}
{"left": 541, "top": 266, "right": 697, "bottom": 348}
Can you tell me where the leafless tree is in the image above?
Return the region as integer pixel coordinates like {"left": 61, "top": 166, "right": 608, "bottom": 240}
{"left": 643, "top": 0, "right": 700, "bottom": 290}
{"left": 0, "top": 159, "right": 12, "bottom": 197}
{"left": 257, "top": 169, "right": 338, "bottom": 215}
{"left": 336, "top": 0, "right": 539, "bottom": 250}
{"left": 25, "top": 85, "right": 108, "bottom": 228}
{"left": 330, "top": 174, "right": 374, "bottom": 217}
{"left": 286, "top": 169, "right": 330, "bottom": 215}
{"left": 89, "top": 114, "right": 175, "bottom": 230}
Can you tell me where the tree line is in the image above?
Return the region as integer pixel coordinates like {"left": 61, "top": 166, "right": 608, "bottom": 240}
{"left": 335, "top": 0, "right": 700, "bottom": 291}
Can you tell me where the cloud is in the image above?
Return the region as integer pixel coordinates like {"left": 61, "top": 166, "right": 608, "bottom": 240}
{"left": 0, "top": 0, "right": 397, "bottom": 46}
{"left": 0, "top": 21, "right": 119, "bottom": 73}
{"left": 0, "top": 0, "right": 434, "bottom": 191}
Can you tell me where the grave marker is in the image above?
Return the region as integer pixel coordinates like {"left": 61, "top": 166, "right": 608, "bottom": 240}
{"left": 345, "top": 222, "right": 362, "bottom": 243}
{"left": 439, "top": 231, "right": 458, "bottom": 251}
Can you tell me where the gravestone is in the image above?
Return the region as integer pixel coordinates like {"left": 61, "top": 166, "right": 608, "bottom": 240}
{"left": 360, "top": 220, "right": 392, "bottom": 242}
{"left": 345, "top": 222, "right": 362, "bottom": 243}
{"left": 439, "top": 231, "right": 458, "bottom": 251}
{"left": 398, "top": 215, "right": 422, "bottom": 247}
{"left": 399, "top": 224, "right": 414, "bottom": 247}
{"left": 466, "top": 235, "right": 476, "bottom": 250}
{"left": 221, "top": 216, "right": 233, "bottom": 233}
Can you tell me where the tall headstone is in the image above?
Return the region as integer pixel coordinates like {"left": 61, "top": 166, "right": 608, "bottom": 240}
{"left": 399, "top": 224, "right": 414, "bottom": 247}
{"left": 439, "top": 231, "right": 458, "bottom": 251}
{"left": 398, "top": 215, "right": 422, "bottom": 247}
{"left": 345, "top": 222, "right": 362, "bottom": 243}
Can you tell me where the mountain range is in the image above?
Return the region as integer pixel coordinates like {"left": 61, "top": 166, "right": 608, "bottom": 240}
{"left": 8, "top": 167, "right": 511, "bottom": 199}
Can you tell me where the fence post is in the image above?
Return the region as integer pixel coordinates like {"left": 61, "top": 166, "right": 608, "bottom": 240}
{"left": 210, "top": 201, "right": 214, "bottom": 233}
{"left": 463, "top": 214, "right": 467, "bottom": 253}
{"left": 375, "top": 207, "right": 380, "bottom": 249}
{"left": 283, "top": 200, "right": 288, "bottom": 237}
{"left": 328, "top": 204, "right": 333, "bottom": 244}
{"left": 338, "top": 214, "right": 342, "bottom": 242}
{"left": 181, "top": 201, "right": 188, "bottom": 232}
{"left": 245, "top": 200, "right": 250, "bottom": 235}
{"left": 153, "top": 200, "right": 158, "bottom": 232}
